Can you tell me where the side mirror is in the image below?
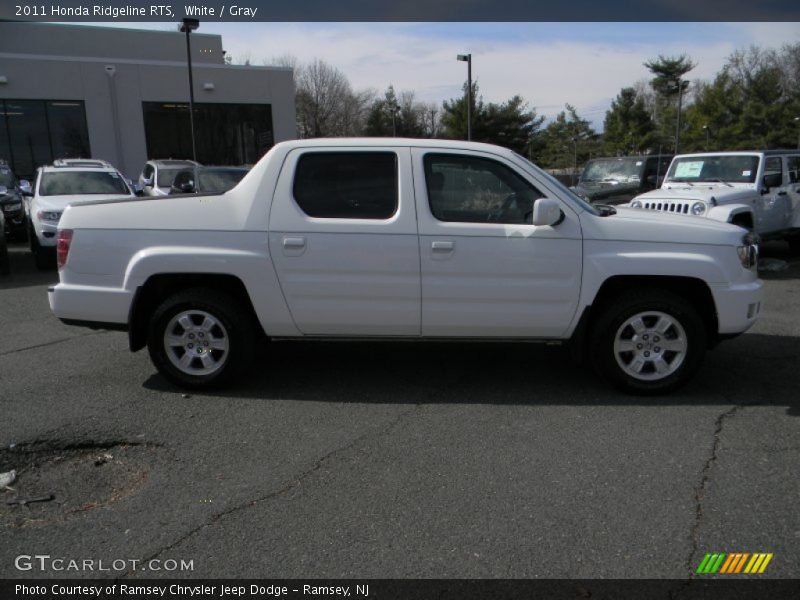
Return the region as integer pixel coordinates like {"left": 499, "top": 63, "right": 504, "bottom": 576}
{"left": 0, "top": 185, "right": 7, "bottom": 196}
{"left": 762, "top": 172, "right": 782, "bottom": 192}
{"left": 19, "top": 180, "right": 32, "bottom": 196}
{"left": 531, "top": 197, "right": 563, "bottom": 227}
{"left": 132, "top": 183, "right": 145, "bottom": 197}
{"left": 179, "top": 180, "right": 196, "bottom": 194}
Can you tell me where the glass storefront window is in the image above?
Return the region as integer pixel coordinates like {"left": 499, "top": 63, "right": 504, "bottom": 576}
{"left": 142, "top": 102, "right": 273, "bottom": 166}
{"left": 0, "top": 99, "right": 91, "bottom": 180}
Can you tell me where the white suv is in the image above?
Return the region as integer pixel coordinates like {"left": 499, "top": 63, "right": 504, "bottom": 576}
{"left": 629, "top": 150, "right": 800, "bottom": 251}
{"left": 26, "top": 162, "right": 134, "bottom": 269}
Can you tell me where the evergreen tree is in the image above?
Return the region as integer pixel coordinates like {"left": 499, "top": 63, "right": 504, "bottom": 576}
{"left": 603, "top": 87, "right": 656, "bottom": 155}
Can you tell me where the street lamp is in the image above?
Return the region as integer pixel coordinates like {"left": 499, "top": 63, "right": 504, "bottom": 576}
{"left": 702, "top": 124, "right": 710, "bottom": 151}
{"left": 795, "top": 117, "right": 800, "bottom": 150}
{"left": 457, "top": 53, "right": 472, "bottom": 141}
{"left": 180, "top": 18, "right": 200, "bottom": 161}
{"left": 389, "top": 103, "right": 400, "bottom": 136}
{"left": 571, "top": 136, "right": 578, "bottom": 186}
{"left": 669, "top": 78, "right": 688, "bottom": 154}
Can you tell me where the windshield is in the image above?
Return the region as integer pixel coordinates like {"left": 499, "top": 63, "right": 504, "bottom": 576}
{"left": 581, "top": 158, "right": 643, "bottom": 183}
{"left": 157, "top": 168, "right": 187, "bottom": 187}
{"left": 40, "top": 171, "right": 131, "bottom": 196}
{"left": 667, "top": 155, "right": 759, "bottom": 183}
{"left": 512, "top": 152, "right": 599, "bottom": 215}
{"left": 197, "top": 169, "right": 247, "bottom": 193}
{"left": 0, "top": 168, "right": 15, "bottom": 188}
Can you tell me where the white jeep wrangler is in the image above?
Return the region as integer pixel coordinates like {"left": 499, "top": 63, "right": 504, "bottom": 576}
{"left": 630, "top": 150, "right": 800, "bottom": 251}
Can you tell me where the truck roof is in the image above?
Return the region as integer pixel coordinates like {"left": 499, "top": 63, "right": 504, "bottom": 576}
{"left": 674, "top": 149, "right": 800, "bottom": 158}
{"left": 273, "top": 137, "right": 519, "bottom": 156}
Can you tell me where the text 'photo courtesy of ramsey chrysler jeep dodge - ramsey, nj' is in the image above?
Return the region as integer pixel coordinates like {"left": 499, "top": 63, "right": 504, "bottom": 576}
{"left": 48, "top": 139, "right": 763, "bottom": 394}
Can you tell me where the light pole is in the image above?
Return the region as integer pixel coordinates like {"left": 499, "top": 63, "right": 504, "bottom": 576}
{"left": 795, "top": 117, "right": 800, "bottom": 150}
{"left": 457, "top": 54, "right": 472, "bottom": 141}
{"left": 670, "top": 79, "right": 687, "bottom": 154}
{"left": 702, "top": 125, "right": 710, "bottom": 151}
{"left": 180, "top": 18, "right": 199, "bottom": 162}
{"left": 571, "top": 136, "right": 578, "bottom": 186}
{"left": 389, "top": 103, "right": 400, "bottom": 136}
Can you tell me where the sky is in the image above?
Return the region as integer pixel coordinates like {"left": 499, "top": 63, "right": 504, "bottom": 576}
{"left": 90, "top": 21, "right": 800, "bottom": 130}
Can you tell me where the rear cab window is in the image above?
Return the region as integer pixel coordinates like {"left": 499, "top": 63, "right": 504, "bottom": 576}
{"left": 292, "top": 152, "right": 398, "bottom": 219}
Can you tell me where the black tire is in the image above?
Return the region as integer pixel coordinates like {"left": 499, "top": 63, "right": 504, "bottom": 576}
{"left": 146, "top": 288, "right": 258, "bottom": 389}
{"left": 589, "top": 289, "right": 707, "bottom": 395}
{"left": 32, "top": 237, "right": 55, "bottom": 270}
{"left": 0, "top": 236, "right": 9, "bottom": 276}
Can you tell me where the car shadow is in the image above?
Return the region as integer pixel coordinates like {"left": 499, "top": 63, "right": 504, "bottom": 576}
{"left": 0, "top": 243, "right": 57, "bottom": 290}
{"left": 142, "top": 332, "right": 800, "bottom": 416}
{"left": 758, "top": 240, "right": 800, "bottom": 280}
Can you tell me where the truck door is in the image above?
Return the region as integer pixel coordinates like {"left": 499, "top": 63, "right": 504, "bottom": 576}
{"left": 760, "top": 156, "right": 792, "bottom": 233}
{"left": 411, "top": 149, "right": 582, "bottom": 337}
{"left": 268, "top": 147, "right": 421, "bottom": 336}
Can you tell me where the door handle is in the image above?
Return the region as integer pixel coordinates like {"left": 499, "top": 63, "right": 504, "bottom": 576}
{"left": 776, "top": 191, "right": 788, "bottom": 196}
{"left": 431, "top": 240, "right": 454, "bottom": 251}
{"left": 282, "top": 236, "right": 306, "bottom": 249}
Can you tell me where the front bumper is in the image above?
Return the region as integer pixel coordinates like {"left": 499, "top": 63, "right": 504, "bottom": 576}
{"left": 1, "top": 207, "right": 26, "bottom": 236}
{"left": 711, "top": 279, "right": 764, "bottom": 335}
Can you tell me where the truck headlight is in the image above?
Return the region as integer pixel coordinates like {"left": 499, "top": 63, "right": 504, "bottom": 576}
{"left": 37, "top": 210, "right": 62, "bottom": 223}
{"left": 691, "top": 202, "right": 706, "bottom": 215}
{"left": 630, "top": 200, "right": 642, "bottom": 208}
{"left": 736, "top": 232, "right": 760, "bottom": 270}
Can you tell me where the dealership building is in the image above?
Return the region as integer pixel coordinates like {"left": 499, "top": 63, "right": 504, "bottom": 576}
{"left": 0, "top": 22, "right": 296, "bottom": 180}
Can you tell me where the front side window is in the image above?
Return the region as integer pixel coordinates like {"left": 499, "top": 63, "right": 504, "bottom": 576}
{"left": 39, "top": 171, "right": 130, "bottom": 196}
{"left": 143, "top": 164, "right": 155, "bottom": 180}
{"left": 293, "top": 152, "right": 398, "bottom": 219}
{"left": 424, "top": 153, "right": 544, "bottom": 224}
{"left": 764, "top": 157, "right": 783, "bottom": 177}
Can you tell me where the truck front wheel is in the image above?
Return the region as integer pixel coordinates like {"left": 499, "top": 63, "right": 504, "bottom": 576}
{"left": 590, "top": 290, "right": 706, "bottom": 395}
{"left": 147, "top": 288, "right": 257, "bottom": 389}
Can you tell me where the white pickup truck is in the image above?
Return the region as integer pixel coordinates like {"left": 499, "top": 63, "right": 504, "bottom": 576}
{"left": 49, "top": 139, "right": 763, "bottom": 394}
{"left": 629, "top": 150, "right": 800, "bottom": 251}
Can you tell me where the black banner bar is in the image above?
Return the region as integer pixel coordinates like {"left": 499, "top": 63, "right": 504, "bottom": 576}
{"left": 2, "top": 0, "right": 800, "bottom": 22}
{"left": 2, "top": 579, "right": 800, "bottom": 600}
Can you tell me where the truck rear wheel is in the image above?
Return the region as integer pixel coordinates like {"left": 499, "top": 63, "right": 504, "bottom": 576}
{"left": 590, "top": 290, "right": 706, "bottom": 395}
{"left": 147, "top": 288, "right": 257, "bottom": 389}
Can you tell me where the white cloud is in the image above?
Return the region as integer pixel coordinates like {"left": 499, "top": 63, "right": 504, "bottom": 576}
{"left": 215, "top": 23, "right": 789, "bottom": 128}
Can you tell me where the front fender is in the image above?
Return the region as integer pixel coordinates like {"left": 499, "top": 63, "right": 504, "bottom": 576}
{"left": 707, "top": 203, "right": 752, "bottom": 225}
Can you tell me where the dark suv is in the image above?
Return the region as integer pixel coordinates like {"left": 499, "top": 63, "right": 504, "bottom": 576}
{"left": 0, "top": 161, "right": 30, "bottom": 241}
{"left": 572, "top": 155, "right": 673, "bottom": 205}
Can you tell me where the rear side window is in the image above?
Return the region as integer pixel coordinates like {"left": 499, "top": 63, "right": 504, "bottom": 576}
{"left": 293, "top": 152, "right": 398, "bottom": 219}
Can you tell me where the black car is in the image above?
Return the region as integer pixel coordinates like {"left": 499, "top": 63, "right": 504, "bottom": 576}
{"left": 571, "top": 155, "right": 673, "bottom": 205}
{"left": 169, "top": 166, "right": 249, "bottom": 195}
{"left": 0, "top": 161, "right": 29, "bottom": 241}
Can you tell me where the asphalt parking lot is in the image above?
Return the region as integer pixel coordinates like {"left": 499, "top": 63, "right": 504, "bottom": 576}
{"left": 1, "top": 240, "right": 798, "bottom": 580}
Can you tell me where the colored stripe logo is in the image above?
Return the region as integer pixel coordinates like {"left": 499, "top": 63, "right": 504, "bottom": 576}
{"left": 696, "top": 552, "right": 773, "bottom": 574}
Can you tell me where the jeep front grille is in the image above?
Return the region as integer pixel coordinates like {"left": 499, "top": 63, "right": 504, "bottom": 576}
{"left": 641, "top": 201, "right": 690, "bottom": 214}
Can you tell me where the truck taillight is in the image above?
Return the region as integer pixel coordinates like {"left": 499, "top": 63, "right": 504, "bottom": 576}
{"left": 56, "top": 229, "right": 74, "bottom": 269}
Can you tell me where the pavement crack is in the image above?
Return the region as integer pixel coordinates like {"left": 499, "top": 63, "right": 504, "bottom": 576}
{"left": 123, "top": 403, "right": 424, "bottom": 577}
{"left": 685, "top": 403, "right": 745, "bottom": 578}
{"left": 0, "top": 330, "right": 112, "bottom": 357}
